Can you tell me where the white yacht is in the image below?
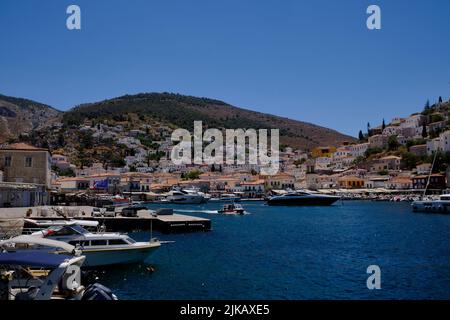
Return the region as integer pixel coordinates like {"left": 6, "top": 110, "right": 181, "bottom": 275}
{"left": 411, "top": 194, "right": 450, "bottom": 213}
{"left": 209, "top": 193, "right": 242, "bottom": 202}
{"left": 166, "top": 188, "right": 208, "bottom": 204}
{"left": 24, "top": 220, "right": 161, "bottom": 267}
{"left": 183, "top": 187, "right": 211, "bottom": 201}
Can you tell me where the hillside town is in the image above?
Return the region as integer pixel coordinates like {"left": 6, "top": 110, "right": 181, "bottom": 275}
{"left": 1, "top": 97, "right": 450, "bottom": 207}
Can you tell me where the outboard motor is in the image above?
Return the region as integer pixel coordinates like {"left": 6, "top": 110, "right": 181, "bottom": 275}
{"left": 81, "top": 283, "right": 118, "bottom": 300}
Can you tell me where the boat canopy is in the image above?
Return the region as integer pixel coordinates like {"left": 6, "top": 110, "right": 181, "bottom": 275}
{"left": 0, "top": 251, "right": 72, "bottom": 268}
{"left": 24, "top": 219, "right": 99, "bottom": 228}
{"left": 0, "top": 235, "right": 76, "bottom": 253}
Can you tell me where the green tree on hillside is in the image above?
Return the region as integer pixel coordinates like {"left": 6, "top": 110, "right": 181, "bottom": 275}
{"left": 184, "top": 170, "right": 202, "bottom": 180}
{"left": 365, "top": 147, "right": 383, "bottom": 157}
{"left": 388, "top": 135, "right": 400, "bottom": 151}
{"left": 422, "top": 123, "right": 427, "bottom": 138}
{"left": 400, "top": 152, "right": 419, "bottom": 170}
{"left": 422, "top": 99, "right": 432, "bottom": 115}
{"left": 430, "top": 113, "right": 444, "bottom": 123}
{"left": 358, "top": 130, "right": 364, "bottom": 141}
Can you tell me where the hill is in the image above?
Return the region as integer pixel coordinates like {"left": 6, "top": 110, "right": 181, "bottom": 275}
{"left": 0, "top": 94, "right": 61, "bottom": 143}
{"left": 62, "top": 92, "right": 355, "bottom": 150}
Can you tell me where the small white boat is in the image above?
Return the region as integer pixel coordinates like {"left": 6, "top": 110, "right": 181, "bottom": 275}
{"left": 23, "top": 221, "right": 161, "bottom": 267}
{"left": 218, "top": 203, "right": 245, "bottom": 215}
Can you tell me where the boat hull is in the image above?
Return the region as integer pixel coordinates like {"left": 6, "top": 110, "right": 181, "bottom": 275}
{"left": 81, "top": 243, "right": 160, "bottom": 267}
{"left": 411, "top": 200, "right": 450, "bottom": 214}
{"left": 218, "top": 210, "right": 245, "bottom": 215}
{"left": 210, "top": 198, "right": 241, "bottom": 203}
{"left": 267, "top": 196, "right": 339, "bottom": 206}
{"left": 168, "top": 197, "right": 208, "bottom": 204}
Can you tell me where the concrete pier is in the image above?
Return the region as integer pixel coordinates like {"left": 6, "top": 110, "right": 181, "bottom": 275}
{"left": 1, "top": 206, "right": 211, "bottom": 234}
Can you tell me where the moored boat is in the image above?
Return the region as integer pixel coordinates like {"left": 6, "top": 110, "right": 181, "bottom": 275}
{"left": 267, "top": 190, "right": 340, "bottom": 206}
{"left": 411, "top": 194, "right": 450, "bottom": 213}
{"left": 0, "top": 236, "right": 117, "bottom": 300}
{"left": 210, "top": 193, "right": 242, "bottom": 202}
{"left": 22, "top": 220, "right": 161, "bottom": 267}
{"left": 166, "top": 188, "right": 208, "bottom": 204}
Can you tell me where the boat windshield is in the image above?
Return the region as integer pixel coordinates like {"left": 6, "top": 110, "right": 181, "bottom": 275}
{"left": 285, "top": 193, "right": 304, "bottom": 196}
{"left": 70, "top": 225, "right": 89, "bottom": 234}
{"left": 45, "top": 225, "right": 88, "bottom": 236}
{"left": 124, "top": 236, "right": 136, "bottom": 244}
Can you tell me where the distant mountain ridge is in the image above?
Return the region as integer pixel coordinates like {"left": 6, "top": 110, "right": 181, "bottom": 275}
{"left": 62, "top": 92, "right": 355, "bottom": 149}
{"left": 0, "top": 92, "right": 355, "bottom": 150}
{"left": 0, "top": 94, "right": 62, "bottom": 143}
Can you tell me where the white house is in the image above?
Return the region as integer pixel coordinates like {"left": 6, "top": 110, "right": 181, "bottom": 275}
{"left": 349, "top": 143, "right": 369, "bottom": 158}
{"left": 400, "top": 114, "right": 425, "bottom": 129}
{"left": 416, "top": 163, "right": 431, "bottom": 175}
{"left": 426, "top": 130, "right": 450, "bottom": 155}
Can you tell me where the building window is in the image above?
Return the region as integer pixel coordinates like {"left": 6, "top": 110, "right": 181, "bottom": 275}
{"left": 25, "top": 157, "right": 32, "bottom": 167}
{"left": 4, "top": 156, "right": 11, "bottom": 167}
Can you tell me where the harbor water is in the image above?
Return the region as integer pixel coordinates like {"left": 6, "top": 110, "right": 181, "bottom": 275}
{"left": 95, "top": 201, "right": 450, "bottom": 300}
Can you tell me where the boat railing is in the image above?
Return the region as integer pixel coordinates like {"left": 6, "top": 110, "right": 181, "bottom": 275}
{"left": 21, "top": 227, "right": 46, "bottom": 235}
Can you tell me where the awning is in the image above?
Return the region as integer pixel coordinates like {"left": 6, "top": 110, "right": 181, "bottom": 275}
{"left": 0, "top": 235, "right": 75, "bottom": 253}
{"left": 0, "top": 251, "right": 72, "bottom": 268}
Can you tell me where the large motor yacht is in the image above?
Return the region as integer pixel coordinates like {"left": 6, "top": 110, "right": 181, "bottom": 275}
{"left": 266, "top": 190, "right": 340, "bottom": 206}
{"left": 165, "top": 188, "right": 208, "bottom": 204}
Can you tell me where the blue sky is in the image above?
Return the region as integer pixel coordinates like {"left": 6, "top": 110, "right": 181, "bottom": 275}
{"left": 1, "top": 0, "right": 449, "bottom": 137}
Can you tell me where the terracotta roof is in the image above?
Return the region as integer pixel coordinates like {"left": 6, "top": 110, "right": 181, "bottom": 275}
{"left": 57, "top": 177, "right": 90, "bottom": 182}
{"left": 390, "top": 177, "right": 412, "bottom": 183}
{"left": 1, "top": 143, "right": 48, "bottom": 152}
{"left": 338, "top": 176, "right": 364, "bottom": 181}
{"left": 380, "top": 155, "right": 401, "bottom": 160}
{"left": 413, "top": 174, "right": 445, "bottom": 179}
{"left": 241, "top": 179, "right": 265, "bottom": 185}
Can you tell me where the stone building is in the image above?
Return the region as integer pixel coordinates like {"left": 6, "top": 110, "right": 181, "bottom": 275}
{"left": 0, "top": 143, "right": 51, "bottom": 188}
{"left": 0, "top": 143, "right": 51, "bottom": 207}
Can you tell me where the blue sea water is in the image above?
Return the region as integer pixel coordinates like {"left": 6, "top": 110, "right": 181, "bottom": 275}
{"left": 96, "top": 201, "right": 450, "bottom": 300}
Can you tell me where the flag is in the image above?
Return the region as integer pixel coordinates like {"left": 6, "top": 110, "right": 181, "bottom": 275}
{"left": 93, "top": 178, "right": 109, "bottom": 190}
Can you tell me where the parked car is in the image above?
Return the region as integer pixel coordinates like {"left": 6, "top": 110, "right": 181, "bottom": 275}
{"left": 103, "top": 206, "right": 116, "bottom": 217}
{"left": 120, "top": 205, "right": 147, "bottom": 217}
{"left": 92, "top": 207, "right": 106, "bottom": 217}
{"left": 120, "top": 208, "right": 137, "bottom": 217}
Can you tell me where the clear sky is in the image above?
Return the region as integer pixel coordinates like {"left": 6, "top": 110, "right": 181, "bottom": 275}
{"left": 1, "top": 0, "right": 449, "bottom": 137}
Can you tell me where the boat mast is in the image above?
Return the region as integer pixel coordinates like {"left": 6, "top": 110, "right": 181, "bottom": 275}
{"left": 423, "top": 150, "right": 438, "bottom": 198}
